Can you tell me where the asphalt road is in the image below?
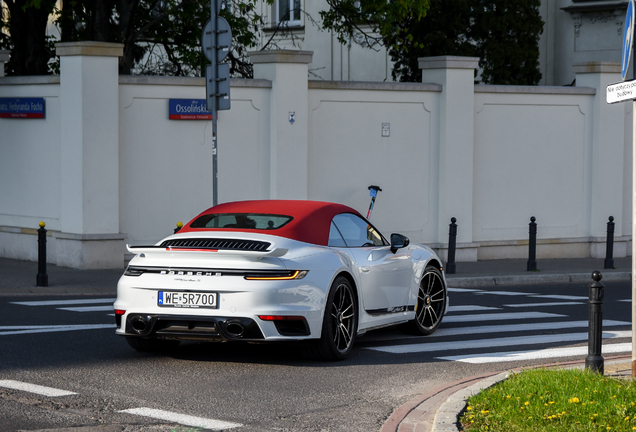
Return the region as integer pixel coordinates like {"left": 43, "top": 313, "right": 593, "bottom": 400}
{"left": 0, "top": 281, "right": 632, "bottom": 431}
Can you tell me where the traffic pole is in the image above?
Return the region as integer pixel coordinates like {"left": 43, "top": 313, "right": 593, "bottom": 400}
{"left": 632, "top": 97, "right": 636, "bottom": 377}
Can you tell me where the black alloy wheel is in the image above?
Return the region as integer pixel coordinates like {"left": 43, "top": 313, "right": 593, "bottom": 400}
{"left": 306, "top": 276, "right": 358, "bottom": 361}
{"left": 407, "top": 265, "right": 447, "bottom": 335}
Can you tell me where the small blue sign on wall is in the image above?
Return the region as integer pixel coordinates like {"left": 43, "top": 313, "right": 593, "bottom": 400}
{"left": 0, "top": 97, "right": 45, "bottom": 118}
{"left": 169, "top": 99, "right": 212, "bottom": 120}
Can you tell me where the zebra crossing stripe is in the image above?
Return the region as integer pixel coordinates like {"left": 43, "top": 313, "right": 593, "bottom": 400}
{"left": 11, "top": 298, "right": 115, "bottom": 307}
{"left": 447, "top": 288, "right": 483, "bottom": 293}
{"left": 473, "top": 291, "right": 537, "bottom": 296}
{"left": 118, "top": 407, "right": 242, "bottom": 429}
{"left": 529, "top": 294, "right": 588, "bottom": 301}
{"left": 0, "top": 380, "right": 77, "bottom": 397}
{"left": 438, "top": 342, "right": 633, "bottom": 364}
{"left": 0, "top": 324, "right": 116, "bottom": 336}
{"left": 57, "top": 306, "right": 114, "bottom": 312}
{"left": 503, "top": 302, "right": 584, "bottom": 308}
{"left": 366, "top": 330, "right": 631, "bottom": 354}
{"left": 447, "top": 305, "right": 501, "bottom": 313}
{"left": 444, "top": 311, "right": 564, "bottom": 323}
{"left": 430, "top": 320, "right": 630, "bottom": 338}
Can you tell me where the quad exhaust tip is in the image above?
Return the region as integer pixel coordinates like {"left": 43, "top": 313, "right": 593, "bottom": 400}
{"left": 224, "top": 321, "right": 245, "bottom": 337}
{"left": 130, "top": 316, "right": 150, "bottom": 334}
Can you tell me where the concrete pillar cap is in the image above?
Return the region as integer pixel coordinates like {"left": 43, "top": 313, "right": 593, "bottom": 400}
{"left": 419, "top": 56, "right": 480, "bottom": 70}
{"left": 249, "top": 50, "right": 313, "bottom": 64}
{"left": 56, "top": 42, "right": 124, "bottom": 57}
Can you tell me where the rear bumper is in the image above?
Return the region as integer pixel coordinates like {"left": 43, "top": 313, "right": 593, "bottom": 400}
{"left": 119, "top": 313, "right": 310, "bottom": 342}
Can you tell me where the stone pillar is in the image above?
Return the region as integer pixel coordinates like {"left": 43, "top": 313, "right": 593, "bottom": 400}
{"left": 250, "top": 50, "right": 312, "bottom": 199}
{"left": 0, "top": 50, "right": 9, "bottom": 77}
{"left": 419, "top": 56, "right": 479, "bottom": 260}
{"left": 55, "top": 42, "right": 126, "bottom": 268}
{"left": 574, "top": 62, "right": 627, "bottom": 258}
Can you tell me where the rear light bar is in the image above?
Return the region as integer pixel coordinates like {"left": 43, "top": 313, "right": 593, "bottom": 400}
{"left": 245, "top": 270, "right": 308, "bottom": 280}
{"left": 166, "top": 247, "right": 218, "bottom": 252}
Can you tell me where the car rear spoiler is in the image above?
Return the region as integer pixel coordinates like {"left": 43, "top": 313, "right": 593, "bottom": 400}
{"left": 126, "top": 245, "right": 289, "bottom": 258}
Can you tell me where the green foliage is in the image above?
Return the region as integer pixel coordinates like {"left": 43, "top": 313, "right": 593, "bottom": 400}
{"left": 461, "top": 368, "right": 636, "bottom": 431}
{"left": 320, "top": 0, "right": 431, "bottom": 50}
{"left": 386, "top": 0, "right": 543, "bottom": 85}
{"left": 387, "top": 0, "right": 475, "bottom": 82}
{"left": 2, "top": 0, "right": 542, "bottom": 82}
{"left": 471, "top": 0, "right": 543, "bottom": 85}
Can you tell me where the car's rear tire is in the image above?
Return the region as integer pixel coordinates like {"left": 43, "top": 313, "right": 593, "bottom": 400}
{"left": 125, "top": 337, "right": 180, "bottom": 352}
{"left": 404, "top": 265, "right": 446, "bottom": 335}
{"left": 305, "top": 276, "right": 357, "bottom": 361}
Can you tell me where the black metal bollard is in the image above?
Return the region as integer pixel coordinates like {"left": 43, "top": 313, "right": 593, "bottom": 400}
{"left": 36, "top": 221, "right": 48, "bottom": 287}
{"left": 604, "top": 216, "right": 615, "bottom": 269}
{"left": 174, "top": 221, "right": 183, "bottom": 234}
{"left": 446, "top": 217, "right": 457, "bottom": 274}
{"left": 585, "top": 271, "right": 605, "bottom": 374}
{"left": 527, "top": 216, "right": 537, "bottom": 271}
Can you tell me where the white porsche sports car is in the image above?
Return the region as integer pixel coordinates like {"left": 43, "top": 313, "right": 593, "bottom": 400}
{"left": 114, "top": 200, "right": 448, "bottom": 360}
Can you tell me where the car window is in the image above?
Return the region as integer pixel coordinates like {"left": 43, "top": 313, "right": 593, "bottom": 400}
{"left": 331, "top": 213, "right": 386, "bottom": 248}
{"left": 189, "top": 213, "right": 293, "bottom": 230}
{"left": 328, "top": 221, "right": 347, "bottom": 247}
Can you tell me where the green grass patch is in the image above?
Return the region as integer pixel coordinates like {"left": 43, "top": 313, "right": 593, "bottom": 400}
{"left": 460, "top": 368, "right": 636, "bottom": 431}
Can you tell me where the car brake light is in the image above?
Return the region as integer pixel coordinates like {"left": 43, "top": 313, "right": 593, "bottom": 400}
{"left": 114, "top": 309, "right": 126, "bottom": 315}
{"left": 166, "top": 247, "right": 218, "bottom": 252}
{"left": 258, "top": 315, "right": 305, "bottom": 321}
{"left": 245, "top": 270, "right": 308, "bottom": 280}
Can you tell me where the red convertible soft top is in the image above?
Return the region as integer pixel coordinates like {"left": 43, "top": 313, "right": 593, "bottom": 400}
{"left": 179, "top": 200, "right": 363, "bottom": 246}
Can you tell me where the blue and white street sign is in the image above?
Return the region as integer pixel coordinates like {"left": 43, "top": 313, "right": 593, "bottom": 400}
{"left": 622, "top": 0, "right": 635, "bottom": 80}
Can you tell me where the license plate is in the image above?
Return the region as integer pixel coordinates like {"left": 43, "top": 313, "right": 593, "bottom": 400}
{"left": 158, "top": 291, "right": 218, "bottom": 309}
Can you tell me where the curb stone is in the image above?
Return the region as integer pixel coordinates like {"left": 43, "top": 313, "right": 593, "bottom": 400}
{"left": 432, "top": 372, "right": 509, "bottom": 432}
{"left": 447, "top": 272, "right": 631, "bottom": 288}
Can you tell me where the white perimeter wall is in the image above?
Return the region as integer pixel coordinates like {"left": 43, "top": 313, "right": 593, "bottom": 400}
{"left": 0, "top": 47, "right": 631, "bottom": 268}
{"left": 118, "top": 77, "right": 272, "bottom": 246}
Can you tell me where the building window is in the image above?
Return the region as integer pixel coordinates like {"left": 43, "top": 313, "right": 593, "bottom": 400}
{"left": 276, "top": 0, "right": 302, "bottom": 26}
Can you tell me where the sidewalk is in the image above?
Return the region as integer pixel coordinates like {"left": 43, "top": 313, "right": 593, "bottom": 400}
{"left": 445, "top": 256, "right": 632, "bottom": 287}
{"left": 0, "top": 257, "right": 121, "bottom": 296}
{"left": 0, "top": 256, "right": 631, "bottom": 296}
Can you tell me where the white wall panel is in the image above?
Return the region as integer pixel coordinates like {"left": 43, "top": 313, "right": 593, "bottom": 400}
{"left": 473, "top": 94, "right": 592, "bottom": 242}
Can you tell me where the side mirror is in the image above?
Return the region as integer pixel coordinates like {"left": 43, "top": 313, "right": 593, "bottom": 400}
{"left": 390, "top": 233, "right": 410, "bottom": 253}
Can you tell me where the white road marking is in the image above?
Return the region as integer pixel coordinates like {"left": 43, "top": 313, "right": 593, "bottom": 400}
{"left": 619, "top": 299, "right": 632, "bottom": 302}
{"left": 0, "top": 324, "right": 116, "bottom": 336}
{"left": 529, "top": 294, "right": 588, "bottom": 301}
{"left": 438, "top": 343, "right": 633, "bottom": 364}
{"left": 430, "top": 320, "right": 630, "bottom": 338}
{"left": 503, "top": 302, "right": 584, "bottom": 308}
{"left": 11, "top": 298, "right": 115, "bottom": 306}
{"left": 118, "top": 408, "right": 242, "bottom": 429}
{"left": 447, "top": 305, "right": 501, "bottom": 313}
{"left": 366, "top": 330, "right": 631, "bottom": 354}
{"left": 57, "top": 306, "right": 114, "bottom": 312}
{"left": 0, "top": 380, "right": 77, "bottom": 397}
{"left": 473, "top": 291, "right": 537, "bottom": 296}
{"left": 447, "top": 288, "right": 483, "bottom": 293}
{"left": 444, "top": 312, "right": 564, "bottom": 323}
